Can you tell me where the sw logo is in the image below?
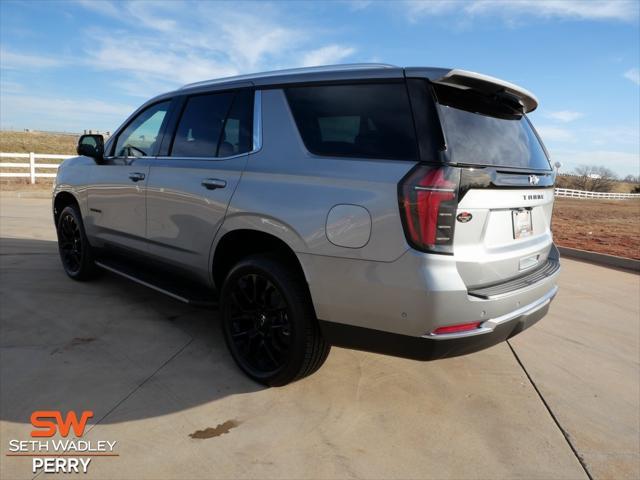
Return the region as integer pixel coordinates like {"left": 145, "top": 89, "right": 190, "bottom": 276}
{"left": 7, "top": 410, "right": 114, "bottom": 474}
{"left": 30, "top": 410, "right": 94, "bottom": 437}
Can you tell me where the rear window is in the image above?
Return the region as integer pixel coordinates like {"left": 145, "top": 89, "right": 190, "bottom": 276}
{"left": 285, "top": 83, "right": 418, "bottom": 160}
{"left": 434, "top": 84, "right": 550, "bottom": 170}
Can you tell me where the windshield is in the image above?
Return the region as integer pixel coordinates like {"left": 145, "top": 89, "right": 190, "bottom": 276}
{"left": 434, "top": 85, "right": 551, "bottom": 170}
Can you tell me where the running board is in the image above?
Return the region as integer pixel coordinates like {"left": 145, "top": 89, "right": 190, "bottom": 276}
{"left": 94, "top": 259, "right": 218, "bottom": 308}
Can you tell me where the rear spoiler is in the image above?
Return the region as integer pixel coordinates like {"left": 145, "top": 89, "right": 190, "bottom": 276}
{"left": 405, "top": 67, "right": 539, "bottom": 113}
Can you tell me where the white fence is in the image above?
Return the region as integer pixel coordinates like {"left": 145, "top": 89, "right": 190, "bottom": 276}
{"left": 0, "top": 152, "right": 72, "bottom": 184}
{"left": 1, "top": 152, "right": 640, "bottom": 198}
{"left": 554, "top": 188, "right": 640, "bottom": 200}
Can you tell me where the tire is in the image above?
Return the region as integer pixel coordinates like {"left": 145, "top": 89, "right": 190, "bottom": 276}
{"left": 56, "top": 205, "right": 98, "bottom": 281}
{"left": 221, "top": 254, "right": 331, "bottom": 386}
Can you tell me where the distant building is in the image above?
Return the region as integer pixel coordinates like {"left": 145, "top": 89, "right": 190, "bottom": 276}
{"left": 83, "top": 129, "right": 111, "bottom": 137}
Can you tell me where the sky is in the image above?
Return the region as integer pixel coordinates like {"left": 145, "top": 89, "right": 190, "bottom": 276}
{"left": 0, "top": 0, "right": 638, "bottom": 176}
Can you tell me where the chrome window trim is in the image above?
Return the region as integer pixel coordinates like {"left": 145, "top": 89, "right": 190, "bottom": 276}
{"left": 154, "top": 153, "right": 249, "bottom": 162}
{"left": 252, "top": 90, "right": 262, "bottom": 153}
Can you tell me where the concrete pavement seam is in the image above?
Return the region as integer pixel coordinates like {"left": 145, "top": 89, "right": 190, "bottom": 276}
{"left": 507, "top": 340, "right": 594, "bottom": 480}
{"left": 30, "top": 337, "right": 195, "bottom": 480}
{"left": 86, "top": 337, "right": 195, "bottom": 436}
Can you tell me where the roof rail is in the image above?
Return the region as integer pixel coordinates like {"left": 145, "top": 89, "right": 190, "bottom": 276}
{"left": 180, "top": 63, "right": 398, "bottom": 90}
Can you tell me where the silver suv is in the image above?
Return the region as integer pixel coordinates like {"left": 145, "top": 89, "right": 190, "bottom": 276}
{"left": 53, "top": 64, "right": 560, "bottom": 386}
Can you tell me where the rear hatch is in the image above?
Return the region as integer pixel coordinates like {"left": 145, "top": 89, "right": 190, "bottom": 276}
{"left": 400, "top": 73, "right": 556, "bottom": 289}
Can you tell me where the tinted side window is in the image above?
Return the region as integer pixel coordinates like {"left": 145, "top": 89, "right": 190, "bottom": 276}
{"left": 285, "top": 83, "right": 418, "bottom": 160}
{"left": 219, "top": 89, "right": 253, "bottom": 157}
{"left": 171, "top": 92, "right": 234, "bottom": 157}
{"left": 114, "top": 101, "right": 170, "bottom": 157}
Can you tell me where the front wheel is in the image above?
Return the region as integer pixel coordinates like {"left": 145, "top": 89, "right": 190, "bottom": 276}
{"left": 56, "top": 205, "right": 97, "bottom": 281}
{"left": 221, "top": 254, "right": 330, "bottom": 386}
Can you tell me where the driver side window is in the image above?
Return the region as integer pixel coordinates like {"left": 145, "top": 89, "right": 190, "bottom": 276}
{"left": 114, "top": 101, "right": 170, "bottom": 157}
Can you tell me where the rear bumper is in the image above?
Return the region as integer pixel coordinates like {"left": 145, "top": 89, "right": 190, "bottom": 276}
{"left": 319, "top": 285, "right": 556, "bottom": 360}
{"left": 300, "top": 243, "right": 560, "bottom": 339}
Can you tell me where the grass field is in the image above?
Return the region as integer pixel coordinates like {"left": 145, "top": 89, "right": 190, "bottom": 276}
{"left": 0, "top": 130, "right": 79, "bottom": 155}
{"left": 553, "top": 197, "right": 640, "bottom": 259}
{"left": 610, "top": 181, "right": 638, "bottom": 194}
{"left": 0, "top": 131, "right": 80, "bottom": 188}
{"left": 557, "top": 175, "right": 637, "bottom": 194}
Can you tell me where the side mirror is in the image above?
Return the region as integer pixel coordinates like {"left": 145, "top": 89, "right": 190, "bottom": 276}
{"left": 554, "top": 161, "right": 562, "bottom": 171}
{"left": 77, "top": 134, "right": 104, "bottom": 162}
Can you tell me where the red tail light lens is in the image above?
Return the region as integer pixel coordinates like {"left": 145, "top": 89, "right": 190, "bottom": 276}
{"left": 398, "top": 165, "right": 460, "bottom": 254}
{"left": 432, "top": 321, "right": 482, "bottom": 335}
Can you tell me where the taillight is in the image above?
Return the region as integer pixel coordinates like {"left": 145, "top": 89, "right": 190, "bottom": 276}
{"left": 398, "top": 165, "right": 460, "bottom": 254}
{"left": 432, "top": 321, "right": 482, "bottom": 335}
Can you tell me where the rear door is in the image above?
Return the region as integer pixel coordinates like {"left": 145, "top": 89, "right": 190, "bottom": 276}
{"left": 145, "top": 89, "right": 254, "bottom": 283}
{"left": 433, "top": 82, "right": 555, "bottom": 288}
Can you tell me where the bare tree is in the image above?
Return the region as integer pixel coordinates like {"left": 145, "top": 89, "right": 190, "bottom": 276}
{"left": 555, "top": 174, "right": 574, "bottom": 189}
{"left": 570, "top": 165, "right": 618, "bottom": 192}
{"left": 623, "top": 174, "right": 639, "bottom": 183}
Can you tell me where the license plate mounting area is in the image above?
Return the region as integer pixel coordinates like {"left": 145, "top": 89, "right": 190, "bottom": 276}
{"left": 512, "top": 209, "right": 532, "bottom": 239}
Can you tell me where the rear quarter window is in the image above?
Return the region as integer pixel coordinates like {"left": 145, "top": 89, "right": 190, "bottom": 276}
{"left": 285, "top": 83, "right": 418, "bottom": 160}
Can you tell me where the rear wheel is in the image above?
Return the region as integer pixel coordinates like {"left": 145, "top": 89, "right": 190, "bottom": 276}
{"left": 56, "top": 205, "right": 97, "bottom": 280}
{"left": 221, "top": 254, "right": 330, "bottom": 386}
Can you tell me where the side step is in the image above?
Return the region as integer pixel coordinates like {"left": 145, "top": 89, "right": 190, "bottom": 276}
{"left": 95, "top": 258, "right": 218, "bottom": 308}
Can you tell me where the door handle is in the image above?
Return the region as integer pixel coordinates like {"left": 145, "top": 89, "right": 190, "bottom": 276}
{"left": 201, "top": 178, "right": 227, "bottom": 190}
{"left": 128, "top": 172, "right": 146, "bottom": 182}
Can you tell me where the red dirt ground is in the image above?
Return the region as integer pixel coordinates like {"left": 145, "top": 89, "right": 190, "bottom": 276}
{"left": 552, "top": 198, "right": 640, "bottom": 259}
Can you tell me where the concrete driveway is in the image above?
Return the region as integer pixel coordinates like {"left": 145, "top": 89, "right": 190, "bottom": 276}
{"left": 1, "top": 191, "right": 638, "bottom": 480}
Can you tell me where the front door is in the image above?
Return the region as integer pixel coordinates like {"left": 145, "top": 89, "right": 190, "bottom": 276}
{"left": 85, "top": 101, "right": 171, "bottom": 254}
{"left": 145, "top": 90, "right": 254, "bottom": 283}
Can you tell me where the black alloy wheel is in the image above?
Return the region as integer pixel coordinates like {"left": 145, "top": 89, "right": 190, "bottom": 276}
{"left": 58, "top": 211, "right": 83, "bottom": 274}
{"left": 221, "top": 254, "right": 331, "bottom": 386}
{"left": 56, "top": 205, "right": 97, "bottom": 280}
{"left": 227, "top": 273, "right": 291, "bottom": 376}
